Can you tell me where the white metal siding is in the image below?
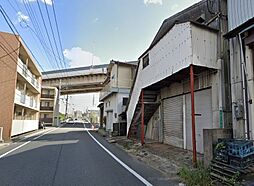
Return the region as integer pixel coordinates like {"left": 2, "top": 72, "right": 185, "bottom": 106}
{"left": 191, "top": 24, "right": 218, "bottom": 69}
{"left": 163, "top": 95, "right": 183, "bottom": 148}
{"left": 228, "top": 0, "right": 254, "bottom": 31}
{"left": 127, "top": 22, "right": 218, "bottom": 134}
{"left": 186, "top": 89, "right": 212, "bottom": 153}
{"left": 127, "top": 23, "right": 192, "bottom": 133}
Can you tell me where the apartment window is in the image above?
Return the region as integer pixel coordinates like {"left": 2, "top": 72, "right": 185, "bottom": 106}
{"left": 142, "top": 54, "right": 149, "bottom": 69}
{"left": 114, "top": 113, "right": 117, "bottom": 118}
{"left": 123, "top": 98, "right": 128, "bottom": 106}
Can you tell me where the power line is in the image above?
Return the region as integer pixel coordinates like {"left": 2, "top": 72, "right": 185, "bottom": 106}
{"left": 35, "top": 0, "right": 62, "bottom": 71}
{"left": 43, "top": 0, "right": 64, "bottom": 69}
{"left": 34, "top": 0, "right": 69, "bottom": 83}
{"left": 0, "top": 46, "right": 20, "bottom": 59}
{"left": 52, "top": 0, "right": 67, "bottom": 69}
{"left": 0, "top": 37, "right": 41, "bottom": 81}
{"left": 23, "top": 0, "right": 49, "bottom": 51}
{"left": 42, "top": 0, "right": 70, "bottom": 83}
{"left": 0, "top": 5, "right": 49, "bottom": 77}
{"left": 2, "top": 2, "right": 70, "bottom": 88}
{"left": 17, "top": 0, "right": 60, "bottom": 70}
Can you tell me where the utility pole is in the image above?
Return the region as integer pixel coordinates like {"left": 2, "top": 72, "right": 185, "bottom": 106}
{"left": 65, "top": 94, "right": 69, "bottom": 118}
{"left": 56, "top": 79, "right": 61, "bottom": 126}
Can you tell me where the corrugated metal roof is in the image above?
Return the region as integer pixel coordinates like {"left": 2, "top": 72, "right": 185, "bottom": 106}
{"left": 145, "top": 0, "right": 219, "bottom": 58}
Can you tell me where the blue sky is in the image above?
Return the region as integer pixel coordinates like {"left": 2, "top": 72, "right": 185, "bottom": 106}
{"left": 0, "top": 0, "right": 200, "bottom": 112}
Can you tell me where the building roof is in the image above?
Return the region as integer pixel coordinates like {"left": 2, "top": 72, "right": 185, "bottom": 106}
{"left": 139, "top": 0, "right": 219, "bottom": 59}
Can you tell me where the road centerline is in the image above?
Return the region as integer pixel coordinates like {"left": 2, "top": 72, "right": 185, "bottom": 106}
{"left": 86, "top": 131, "right": 153, "bottom": 186}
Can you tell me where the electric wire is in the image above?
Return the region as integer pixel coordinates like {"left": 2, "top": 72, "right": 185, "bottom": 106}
{"left": 0, "top": 5, "right": 49, "bottom": 78}
{"left": 43, "top": 0, "right": 64, "bottom": 69}
{"left": 35, "top": 0, "right": 62, "bottom": 71}
{"left": 52, "top": 0, "right": 67, "bottom": 69}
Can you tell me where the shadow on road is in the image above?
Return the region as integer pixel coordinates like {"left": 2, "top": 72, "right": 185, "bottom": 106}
{"left": 0, "top": 127, "right": 146, "bottom": 186}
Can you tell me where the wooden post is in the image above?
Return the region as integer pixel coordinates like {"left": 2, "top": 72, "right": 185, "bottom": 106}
{"left": 190, "top": 65, "right": 197, "bottom": 167}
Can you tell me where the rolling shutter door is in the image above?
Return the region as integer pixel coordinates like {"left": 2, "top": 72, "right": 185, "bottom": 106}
{"left": 163, "top": 95, "right": 183, "bottom": 148}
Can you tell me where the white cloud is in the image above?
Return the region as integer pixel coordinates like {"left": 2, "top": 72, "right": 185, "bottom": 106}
{"left": 43, "top": 0, "right": 53, "bottom": 5}
{"left": 92, "top": 18, "right": 99, "bottom": 23}
{"left": 171, "top": 4, "right": 179, "bottom": 11}
{"left": 63, "top": 47, "right": 102, "bottom": 68}
{"left": 17, "top": 11, "right": 29, "bottom": 23}
{"left": 22, "top": 0, "right": 52, "bottom": 6}
{"left": 144, "top": 0, "right": 162, "bottom": 5}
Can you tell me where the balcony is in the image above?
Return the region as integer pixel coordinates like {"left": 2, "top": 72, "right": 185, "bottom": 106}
{"left": 99, "top": 83, "right": 118, "bottom": 101}
{"left": 17, "top": 58, "right": 41, "bottom": 93}
{"left": 41, "top": 94, "right": 55, "bottom": 99}
{"left": 39, "top": 118, "right": 53, "bottom": 124}
{"left": 40, "top": 106, "right": 54, "bottom": 111}
{"left": 15, "top": 89, "right": 39, "bottom": 111}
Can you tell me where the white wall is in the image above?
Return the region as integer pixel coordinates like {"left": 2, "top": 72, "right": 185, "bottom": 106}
{"left": 11, "top": 120, "right": 38, "bottom": 136}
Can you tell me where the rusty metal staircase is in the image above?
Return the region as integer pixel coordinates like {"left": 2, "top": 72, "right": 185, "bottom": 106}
{"left": 128, "top": 90, "right": 160, "bottom": 141}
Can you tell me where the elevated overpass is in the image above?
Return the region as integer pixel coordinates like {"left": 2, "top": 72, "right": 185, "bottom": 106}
{"left": 42, "top": 64, "right": 108, "bottom": 95}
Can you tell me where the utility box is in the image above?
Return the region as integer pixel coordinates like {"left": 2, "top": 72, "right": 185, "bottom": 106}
{"left": 234, "top": 103, "right": 244, "bottom": 120}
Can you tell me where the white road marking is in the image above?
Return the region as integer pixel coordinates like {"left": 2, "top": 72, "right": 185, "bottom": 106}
{"left": 87, "top": 131, "right": 153, "bottom": 186}
{"left": 0, "top": 127, "right": 60, "bottom": 159}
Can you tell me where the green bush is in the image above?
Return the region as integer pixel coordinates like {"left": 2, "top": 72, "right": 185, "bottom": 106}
{"left": 179, "top": 163, "right": 213, "bottom": 186}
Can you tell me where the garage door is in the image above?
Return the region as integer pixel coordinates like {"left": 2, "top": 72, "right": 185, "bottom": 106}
{"left": 163, "top": 95, "right": 183, "bottom": 148}
{"left": 186, "top": 88, "right": 212, "bottom": 153}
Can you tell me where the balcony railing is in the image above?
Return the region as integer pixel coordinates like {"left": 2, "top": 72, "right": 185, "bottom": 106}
{"left": 39, "top": 118, "right": 53, "bottom": 124}
{"left": 41, "top": 94, "right": 54, "bottom": 99}
{"left": 15, "top": 89, "right": 39, "bottom": 110}
{"left": 17, "top": 58, "right": 41, "bottom": 92}
{"left": 40, "top": 106, "right": 54, "bottom": 111}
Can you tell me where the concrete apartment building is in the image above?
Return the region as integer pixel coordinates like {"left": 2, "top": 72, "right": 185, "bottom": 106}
{"left": 225, "top": 0, "right": 254, "bottom": 140}
{"left": 99, "top": 60, "right": 137, "bottom": 135}
{"left": 0, "top": 32, "right": 42, "bottom": 141}
{"left": 126, "top": 0, "right": 230, "bottom": 154}
{"left": 40, "top": 86, "right": 59, "bottom": 126}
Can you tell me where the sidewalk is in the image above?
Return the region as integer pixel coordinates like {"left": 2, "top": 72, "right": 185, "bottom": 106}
{"left": 0, "top": 127, "right": 54, "bottom": 151}
{"left": 102, "top": 134, "right": 203, "bottom": 182}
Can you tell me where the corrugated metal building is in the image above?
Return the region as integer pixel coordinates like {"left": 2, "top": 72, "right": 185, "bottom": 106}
{"left": 126, "top": 0, "right": 230, "bottom": 154}
{"left": 225, "top": 0, "right": 254, "bottom": 139}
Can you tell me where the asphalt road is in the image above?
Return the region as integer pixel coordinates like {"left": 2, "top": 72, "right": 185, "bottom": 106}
{"left": 0, "top": 123, "right": 175, "bottom": 186}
